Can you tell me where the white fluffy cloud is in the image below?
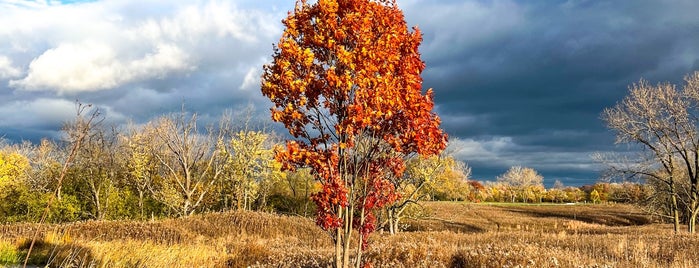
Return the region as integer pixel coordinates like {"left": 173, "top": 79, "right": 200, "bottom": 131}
{"left": 2, "top": 0, "right": 282, "bottom": 93}
{"left": 10, "top": 42, "right": 191, "bottom": 92}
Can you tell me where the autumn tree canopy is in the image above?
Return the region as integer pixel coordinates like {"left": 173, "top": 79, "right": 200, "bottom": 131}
{"left": 261, "top": 0, "right": 447, "bottom": 266}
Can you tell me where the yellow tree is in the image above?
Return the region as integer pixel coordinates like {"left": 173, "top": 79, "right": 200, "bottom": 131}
{"left": 24, "top": 139, "right": 62, "bottom": 195}
{"left": 261, "top": 0, "right": 447, "bottom": 266}
{"left": 220, "top": 130, "right": 284, "bottom": 211}
{"left": 0, "top": 151, "right": 30, "bottom": 185}
{"left": 0, "top": 149, "right": 31, "bottom": 218}
{"left": 429, "top": 159, "right": 471, "bottom": 201}
{"left": 121, "top": 123, "right": 162, "bottom": 220}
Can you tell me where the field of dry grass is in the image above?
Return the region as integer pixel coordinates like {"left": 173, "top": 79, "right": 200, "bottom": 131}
{"left": 1, "top": 202, "right": 697, "bottom": 267}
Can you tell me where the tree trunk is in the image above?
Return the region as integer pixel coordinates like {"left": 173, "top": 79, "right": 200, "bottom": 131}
{"left": 689, "top": 193, "right": 699, "bottom": 234}
{"left": 335, "top": 206, "right": 343, "bottom": 268}
{"left": 671, "top": 193, "right": 680, "bottom": 233}
{"left": 244, "top": 190, "right": 249, "bottom": 211}
{"left": 387, "top": 209, "right": 395, "bottom": 235}
{"left": 95, "top": 191, "right": 102, "bottom": 220}
{"left": 183, "top": 198, "right": 191, "bottom": 217}
{"left": 393, "top": 216, "right": 401, "bottom": 234}
{"left": 342, "top": 205, "right": 354, "bottom": 268}
{"left": 690, "top": 207, "right": 698, "bottom": 234}
{"left": 355, "top": 207, "right": 366, "bottom": 268}
{"left": 138, "top": 190, "right": 144, "bottom": 221}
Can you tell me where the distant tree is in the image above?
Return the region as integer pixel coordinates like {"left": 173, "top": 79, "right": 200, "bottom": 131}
{"left": 219, "top": 129, "right": 284, "bottom": 211}
{"left": 563, "top": 187, "right": 586, "bottom": 203}
{"left": 553, "top": 180, "right": 564, "bottom": 190}
{"left": 483, "top": 181, "right": 510, "bottom": 203}
{"left": 121, "top": 123, "right": 163, "bottom": 220}
{"left": 69, "top": 122, "right": 121, "bottom": 220}
{"left": 0, "top": 148, "right": 31, "bottom": 220}
{"left": 545, "top": 188, "right": 567, "bottom": 203}
{"left": 497, "top": 166, "right": 544, "bottom": 202}
{"left": 260, "top": 0, "right": 447, "bottom": 266}
{"left": 429, "top": 159, "right": 471, "bottom": 201}
{"left": 150, "top": 111, "right": 227, "bottom": 217}
{"left": 466, "top": 180, "right": 486, "bottom": 202}
{"left": 590, "top": 189, "right": 601, "bottom": 204}
{"left": 383, "top": 153, "right": 469, "bottom": 234}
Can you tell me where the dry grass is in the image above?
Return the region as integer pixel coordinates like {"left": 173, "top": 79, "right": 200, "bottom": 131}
{"left": 1, "top": 202, "right": 698, "bottom": 267}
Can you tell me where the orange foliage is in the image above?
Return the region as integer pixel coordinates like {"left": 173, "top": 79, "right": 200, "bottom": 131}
{"left": 261, "top": 0, "right": 446, "bottom": 266}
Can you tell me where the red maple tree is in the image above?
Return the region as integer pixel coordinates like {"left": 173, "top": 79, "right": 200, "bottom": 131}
{"left": 261, "top": 0, "right": 447, "bottom": 266}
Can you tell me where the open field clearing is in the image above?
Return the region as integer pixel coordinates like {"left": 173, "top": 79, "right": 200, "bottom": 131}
{"left": 1, "top": 202, "right": 697, "bottom": 267}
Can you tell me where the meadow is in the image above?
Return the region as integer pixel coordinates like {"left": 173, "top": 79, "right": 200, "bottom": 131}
{"left": 1, "top": 202, "right": 697, "bottom": 268}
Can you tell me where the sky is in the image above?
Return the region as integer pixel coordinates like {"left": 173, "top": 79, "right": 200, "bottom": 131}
{"left": 1, "top": 0, "right": 698, "bottom": 187}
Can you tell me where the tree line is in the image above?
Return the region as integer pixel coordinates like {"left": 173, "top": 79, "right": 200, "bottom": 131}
{"left": 0, "top": 104, "right": 469, "bottom": 223}
{"left": 0, "top": 109, "right": 647, "bottom": 225}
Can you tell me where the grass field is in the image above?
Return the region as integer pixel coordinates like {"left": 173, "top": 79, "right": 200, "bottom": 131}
{"left": 1, "top": 202, "right": 697, "bottom": 267}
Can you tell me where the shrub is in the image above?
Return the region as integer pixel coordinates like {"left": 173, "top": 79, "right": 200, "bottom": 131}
{"left": 0, "top": 240, "right": 20, "bottom": 265}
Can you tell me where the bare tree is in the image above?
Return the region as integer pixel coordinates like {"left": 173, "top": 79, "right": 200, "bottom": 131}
{"left": 602, "top": 71, "right": 699, "bottom": 233}
{"left": 594, "top": 151, "right": 683, "bottom": 232}
{"left": 150, "top": 111, "right": 226, "bottom": 217}
{"left": 24, "top": 139, "right": 63, "bottom": 195}
{"left": 497, "top": 166, "right": 544, "bottom": 203}
{"left": 70, "top": 123, "right": 120, "bottom": 220}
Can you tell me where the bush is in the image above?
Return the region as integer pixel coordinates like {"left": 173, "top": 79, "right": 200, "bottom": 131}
{"left": 0, "top": 240, "right": 20, "bottom": 266}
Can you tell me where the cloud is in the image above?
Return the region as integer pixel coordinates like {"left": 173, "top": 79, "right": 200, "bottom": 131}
{"left": 0, "top": 98, "right": 78, "bottom": 128}
{"left": 1, "top": 0, "right": 698, "bottom": 186}
{"left": 450, "top": 136, "right": 602, "bottom": 185}
{"left": 3, "top": 0, "right": 282, "bottom": 94}
{"left": 0, "top": 55, "right": 21, "bottom": 79}
{"left": 0, "top": 0, "right": 289, "bottom": 141}
{"left": 10, "top": 42, "right": 191, "bottom": 93}
{"left": 402, "top": 0, "right": 525, "bottom": 65}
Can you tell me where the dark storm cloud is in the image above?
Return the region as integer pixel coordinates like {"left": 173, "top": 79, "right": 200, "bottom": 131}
{"left": 401, "top": 0, "right": 699, "bottom": 184}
